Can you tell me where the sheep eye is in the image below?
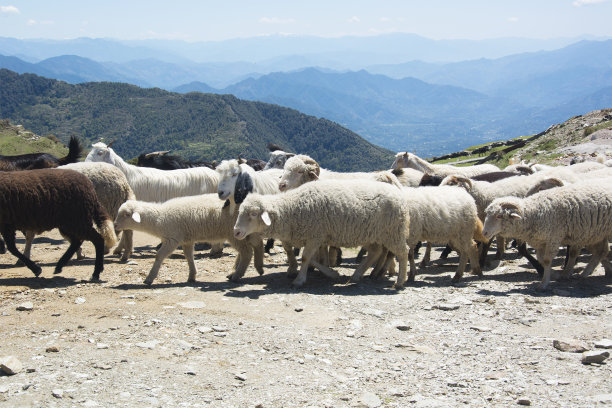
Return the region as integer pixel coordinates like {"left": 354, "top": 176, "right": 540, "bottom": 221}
{"left": 250, "top": 212, "right": 258, "bottom": 218}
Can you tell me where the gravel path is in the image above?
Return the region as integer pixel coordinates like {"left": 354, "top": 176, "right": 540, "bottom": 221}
{"left": 1, "top": 230, "right": 611, "bottom": 407}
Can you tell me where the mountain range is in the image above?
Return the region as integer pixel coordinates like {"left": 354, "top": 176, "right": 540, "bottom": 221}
{"left": 0, "top": 69, "right": 393, "bottom": 171}
{"left": 1, "top": 35, "right": 611, "bottom": 156}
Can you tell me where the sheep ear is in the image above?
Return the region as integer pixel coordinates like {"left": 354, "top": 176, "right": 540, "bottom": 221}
{"left": 234, "top": 172, "right": 254, "bottom": 204}
{"left": 307, "top": 170, "right": 319, "bottom": 180}
{"left": 286, "top": 153, "right": 295, "bottom": 158}
{"left": 131, "top": 212, "right": 141, "bottom": 223}
{"left": 501, "top": 203, "right": 522, "bottom": 219}
{"left": 261, "top": 211, "right": 271, "bottom": 226}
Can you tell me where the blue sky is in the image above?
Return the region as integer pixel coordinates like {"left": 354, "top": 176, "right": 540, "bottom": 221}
{"left": 1, "top": 0, "right": 611, "bottom": 41}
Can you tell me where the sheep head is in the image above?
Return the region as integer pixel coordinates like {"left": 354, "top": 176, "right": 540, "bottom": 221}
{"left": 279, "top": 154, "right": 320, "bottom": 191}
{"left": 482, "top": 200, "right": 523, "bottom": 240}
{"left": 233, "top": 195, "right": 271, "bottom": 240}
{"left": 85, "top": 142, "right": 115, "bottom": 165}
{"left": 441, "top": 175, "right": 472, "bottom": 191}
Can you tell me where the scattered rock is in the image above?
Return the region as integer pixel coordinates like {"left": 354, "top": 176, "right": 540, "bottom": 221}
{"left": 356, "top": 392, "right": 381, "bottom": 408}
{"left": 594, "top": 339, "right": 612, "bottom": 349}
{"left": 52, "top": 389, "right": 64, "bottom": 398}
{"left": 212, "top": 326, "right": 228, "bottom": 332}
{"left": 16, "top": 302, "right": 33, "bottom": 311}
{"left": 581, "top": 350, "right": 610, "bottom": 364}
{"left": 436, "top": 303, "right": 460, "bottom": 311}
{"left": 553, "top": 339, "right": 589, "bottom": 353}
{"left": 294, "top": 307, "right": 303, "bottom": 312}
{"left": 75, "top": 297, "right": 86, "bottom": 304}
{"left": 0, "top": 356, "right": 23, "bottom": 375}
{"left": 235, "top": 373, "right": 247, "bottom": 381}
{"left": 517, "top": 398, "right": 531, "bottom": 406}
{"left": 46, "top": 346, "right": 60, "bottom": 353}
{"left": 197, "top": 326, "right": 213, "bottom": 334}
{"left": 96, "top": 343, "right": 109, "bottom": 349}
{"left": 470, "top": 326, "right": 491, "bottom": 332}
{"left": 395, "top": 324, "right": 411, "bottom": 331}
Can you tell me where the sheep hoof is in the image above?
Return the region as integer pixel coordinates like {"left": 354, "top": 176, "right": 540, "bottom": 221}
{"left": 290, "top": 278, "right": 305, "bottom": 288}
{"left": 53, "top": 267, "right": 62, "bottom": 275}
{"left": 32, "top": 266, "right": 43, "bottom": 277}
{"left": 392, "top": 283, "right": 404, "bottom": 290}
{"left": 143, "top": 279, "right": 153, "bottom": 286}
{"left": 451, "top": 275, "right": 462, "bottom": 283}
{"left": 535, "top": 283, "right": 549, "bottom": 292}
{"left": 90, "top": 275, "right": 101, "bottom": 282}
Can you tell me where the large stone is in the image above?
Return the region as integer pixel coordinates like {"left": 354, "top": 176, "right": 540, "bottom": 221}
{"left": 0, "top": 355, "right": 23, "bottom": 375}
{"left": 16, "top": 302, "right": 33, "bottom": 311}
{"left": 581, "top": 350, "right": 610, "bottom": 364}
{"left": 553, "top": 339, "right": 589, "bottom": 353}
{"left": 356, "top": 392, "right": 381, "bottom": 408}
{"left": 594, "top": 339, "right": 612, "bottom": 349}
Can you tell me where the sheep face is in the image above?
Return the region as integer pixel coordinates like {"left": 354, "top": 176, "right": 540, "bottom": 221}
{"left": 115, "top": 202, "right": 141, "bottom": 231}
{"left": 233, "top": 202, "right": 270, "bottom": 240}
{"left": 482, "top": 202, "right": 523, "bottom": 240}
{"left": 264, "top": 151, "right": 294, "bottom": 170}
{"left": 85, "top": 143, "right": 115, "bottom": 165}
{"left": 391, "top": 152, "right": 409, "bottom": 170}
{"left": 216, "top": 160, "right": 241, "bottom": 200}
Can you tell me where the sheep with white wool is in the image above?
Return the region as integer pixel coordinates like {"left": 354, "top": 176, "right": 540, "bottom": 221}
{"left": 392, "top": 152, "right": 500, "bottom": 178}
{"left": 0, "top": 169, "right": 117, "bottom": 280}
{"left": 233, "top": 180, "right": 410, "bottom": 288}
{"left": 367, "top": 186, "right": 486, "bottom": 283}
{"left": 278, "top": 154, "right": 416, "bottom": 191}
{"left": 21, "top": 162, "right": 136, "bottom": 261}
{"left": 483, "top": 180, "right": 612, "bottom": 289}
{"left": 85, "top": 142, "right": 219, "bottom": 202}
{"left": 115, "top": 194, "right": 264, "bottom": 285}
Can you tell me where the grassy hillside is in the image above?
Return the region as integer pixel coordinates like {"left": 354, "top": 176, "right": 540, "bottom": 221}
{"left": 0, "top": 119, "right": 69, "bottom": 157}
{"left": 0, "top": 69, "right": 394, "bottom": 171}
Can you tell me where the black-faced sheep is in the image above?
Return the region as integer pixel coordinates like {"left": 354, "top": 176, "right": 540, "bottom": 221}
{"left": 0, "top": 169, "right": 117, "bottom": 280}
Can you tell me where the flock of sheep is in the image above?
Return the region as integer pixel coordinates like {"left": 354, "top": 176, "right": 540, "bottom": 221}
{"left": 2, "top": 140, "right": 612, "bottom": 291}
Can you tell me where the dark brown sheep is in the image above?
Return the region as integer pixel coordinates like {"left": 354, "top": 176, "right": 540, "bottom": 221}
{"left": 0, "top": 169, "right": 117, "bottom": 280}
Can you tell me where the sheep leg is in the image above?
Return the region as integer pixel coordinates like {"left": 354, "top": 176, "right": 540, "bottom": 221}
{"left": 247, "top": 236, "right": 265, "bottom": 276}
{"left": 209, "top": 242, "right": 224, "bottom": 258}
{"left": 329, "top": 246, "right": 342, "bottom": 267}
{"left": 560, "top": 246, "right": 580, "bottom": 279}
{"left": 517, "top": 242, "right": 543, "bottom": 276}
{"left": 356, "top": 247, "right": 367, "bottom": 262}
{"left": 113, "top": 230, "right": 134, "bottom": 262}
{"left": 2, "top": 229, "right": 42, "bottom": 277}
{"left": 309, "top": 258, "right": 340, "bottom": 280}
{"left": 451, "top": 246, "right": 469, "bottom": 283}
{"left": 292, "top": 244, "right": 319, "bottom": 288}
{"left": 350, "top": 245, "right": 382, "bottom": 282}
{"left": 468, "top": 241, "right": 483, "bottom": 277}
{"left": 419, "top": 243, "right": 432, "bottom": 267}
{"left": 479, "top": 240, "right": 491, "bottom": 268}
{"left": 0, "top": 237, "right": 5, "bottom": 254}
{"left": 440, "top": 244, "right": 453, "bottom": 260}
{"left": 581, "top": 239, "right": 609, "bottom": 278}
{"left": 536, "top": 244, "right": 558, "bottom": 290}
{"left": 89, "top": 231, "right": 106, "bottom": 281}
{"left": 391, "top": 244, "right": 409, "bottom": 290}
{"left": 370, "top": 248, "right": 390, "bottom": 279}
{"left": 264, "top": 238, "right": 275, "bottom": 254}
{"left": 144, "top": 239, "right": 179, "bottom": 285}
{"left": 407, "top": 245, "right": 418, "bottom": 282}
{"left": 495, "top": 236, "right": 506, "bottom": 260}
{"left": 23, "top": 230, "right": 35, "bottom": 259}
{"left": 54, "top": 239, "right": 83, "bottom": 275}
{"left": 228, "top": 240, "right": 254, "bottom": 282}
{"left": 283, "top": 242, "right": 298, "bottom": 277}
{"left": 183, "top": 243, "right": 198, "bottom": 283}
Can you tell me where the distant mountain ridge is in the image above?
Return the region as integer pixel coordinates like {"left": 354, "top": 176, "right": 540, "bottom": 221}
{"left": 0, "top": 69, "right": 394, "bottom": 171}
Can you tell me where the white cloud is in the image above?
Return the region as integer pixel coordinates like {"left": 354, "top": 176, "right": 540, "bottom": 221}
{"left": 379, "top": 17, "right": 392, "bottom": 22}
{"left": 0, "top": 5, "right": 19, "bottom": 14}
{"left": 348, "top": 16, "right": 360, "bottom": 23}
{"left": 507, "top": 17, "right": 519, "bottom": 23}
{"left": 259, "top": 17, "right": 295, "bottom": 25}
{"left": 28, "top": 19, "right": 54, "bottom": 26}
{"left": 27, "top": 19, "right": 36, "bottom": 25}
{"left": 573, "top": 0, "right": 606, "bottom": 6}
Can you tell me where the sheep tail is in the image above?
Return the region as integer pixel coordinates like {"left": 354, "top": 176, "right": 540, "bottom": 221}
{"left": 58, "top": 135, "right": 84, "bottom": 165}
{"left": 473, "top": 218, "right": 489, "bottom": 244}
{"left": 92, "top": 204, "right": 118, "bottom": 248}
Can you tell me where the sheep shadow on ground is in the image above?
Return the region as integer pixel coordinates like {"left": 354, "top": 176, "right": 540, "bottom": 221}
{"left": 0, "top": 275, "right": 83, "bottom": 289}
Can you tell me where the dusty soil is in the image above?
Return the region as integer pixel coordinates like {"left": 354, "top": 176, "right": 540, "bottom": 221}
{"left": 0, "top": 230, "right": 611, "bottom": 408}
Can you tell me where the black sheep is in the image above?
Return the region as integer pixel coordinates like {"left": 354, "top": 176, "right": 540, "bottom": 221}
{"left": 137, "top": 151, "right": 216, "bottom": 170}
{"left": 0, "top": 169, "right": 117, "bottom": 280}
{"left": 0, "top": 135, "right": 83, "bottom": 170}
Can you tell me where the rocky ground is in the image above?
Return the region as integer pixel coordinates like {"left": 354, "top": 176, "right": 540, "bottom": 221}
{"left": 0, "top": 230, "right": 611, "bottom": 408}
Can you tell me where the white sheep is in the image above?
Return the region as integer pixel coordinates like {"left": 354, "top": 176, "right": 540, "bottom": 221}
{"left": 233, "top": 180, "right": 410, "bottom": 289}
{"left": 392, "top": 152, "right": 500, "bottom": 177}
{"left": 115, "top": 194, "right": 264, "bottom": 285}
{"left": 85, "top": 142, "right": 219, "bottom": 202}
{"left": 216, "top": 159, "right": 284, "bottom": 204}
{"left": 278, "top": 154, "right": 411, "bottom": 191}
{"left": 22, "top": 162, "right": 136, "bottom": 262}
{"left": 263, "top": 149, "right": 295, "bottom": 170}
{"left": 483, "top": 180, "right": 612, "bottom": 289}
